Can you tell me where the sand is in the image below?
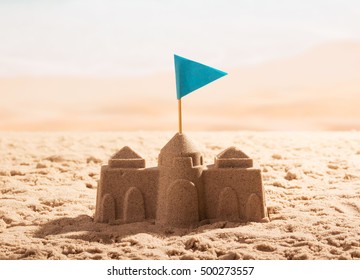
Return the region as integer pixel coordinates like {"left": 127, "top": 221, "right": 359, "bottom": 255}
{"left": 1, "top": 131, "right": 360, "bottom": 260}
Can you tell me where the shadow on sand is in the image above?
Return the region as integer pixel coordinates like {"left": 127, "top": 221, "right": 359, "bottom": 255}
{"left": 34, "top": 215, "right": 243, "bottom": 243}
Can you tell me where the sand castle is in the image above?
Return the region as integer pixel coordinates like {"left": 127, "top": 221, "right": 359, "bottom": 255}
{"left": 95, "top": 133, "right": 269, "bottom": 228}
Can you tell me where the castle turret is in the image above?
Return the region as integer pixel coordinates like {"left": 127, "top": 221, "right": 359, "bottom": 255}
{"left": 156, "top": 133, "right": 205, "bottom": 227}
{"left": 95, "top": 146, "right": 157, "bottom": 224}
{"left": 203, "top": 146, "right": 269, "bottom": 222}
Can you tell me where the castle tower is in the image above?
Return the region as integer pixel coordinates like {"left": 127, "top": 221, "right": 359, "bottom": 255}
{"left": 203, "top": 146, "right": 268, "bottom": 222}
{"left": 94, "top": 146, "right": 150, "bottom": 224}
{"left": 156, "top": 133, "right": 205, "bottom": 227}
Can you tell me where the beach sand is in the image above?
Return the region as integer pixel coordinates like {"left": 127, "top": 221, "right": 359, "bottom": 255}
{"left": 1, "top": 131, "right": 360, "bottom": 260}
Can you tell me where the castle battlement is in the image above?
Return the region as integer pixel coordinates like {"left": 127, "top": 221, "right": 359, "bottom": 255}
{"left": 95, "top": 133, "right": 269, "bottom": 228}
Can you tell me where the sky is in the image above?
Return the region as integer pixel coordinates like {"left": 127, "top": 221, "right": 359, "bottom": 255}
{"left": 0, "top": 0, "right": 359, "bottom": 76}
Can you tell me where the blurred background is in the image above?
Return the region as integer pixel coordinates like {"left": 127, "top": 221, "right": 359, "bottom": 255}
{"left": 0, "top": 0, "right": 359, "bottom": 131}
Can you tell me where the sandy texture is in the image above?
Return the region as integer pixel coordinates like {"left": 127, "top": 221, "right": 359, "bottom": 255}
{"left": 1, "top": 131, "right": 360, "bottom": 260}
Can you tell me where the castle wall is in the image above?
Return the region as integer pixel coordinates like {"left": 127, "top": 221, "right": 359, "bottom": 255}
{"left": 95, "top": 165, "right": 158, "bottom": 222}
{"left": 202, "top": 167, "right": 266, "bottom": 221}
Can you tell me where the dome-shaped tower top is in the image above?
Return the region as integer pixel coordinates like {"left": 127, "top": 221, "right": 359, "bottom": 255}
{"left": 160, "top": 133, "right": 200, "bottom": 155}
{"left": 158, "top": 133, "right": 203, "bottom": 167}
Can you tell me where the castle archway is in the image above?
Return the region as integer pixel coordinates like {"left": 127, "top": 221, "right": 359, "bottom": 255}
{"left": 124, "top": 187, "right": 145, "bottom": 223}
{"left": 166, "top": 179, "right": 199, "bottom": 227}
{"left": 245, "top": 193, "right": 263, "bottom": 222}
{"left": 98, "top": 193, "right": 115, "bottom": 223}
{"left": 217, "top": 187, "right": 239, "bottom": 220}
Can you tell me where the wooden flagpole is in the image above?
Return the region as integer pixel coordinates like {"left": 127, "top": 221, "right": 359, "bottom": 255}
{"left": 178, "top": 99, "right": 182, "bottom": 134}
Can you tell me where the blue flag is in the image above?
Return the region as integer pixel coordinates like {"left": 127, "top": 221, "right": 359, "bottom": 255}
{"left": 174, "top": 54, "right": 227, "bottom": 100}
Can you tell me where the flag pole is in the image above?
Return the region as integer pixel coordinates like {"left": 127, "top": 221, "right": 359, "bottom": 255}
{"left": 178, "top": 98, "right": 182, "bottom": 134}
